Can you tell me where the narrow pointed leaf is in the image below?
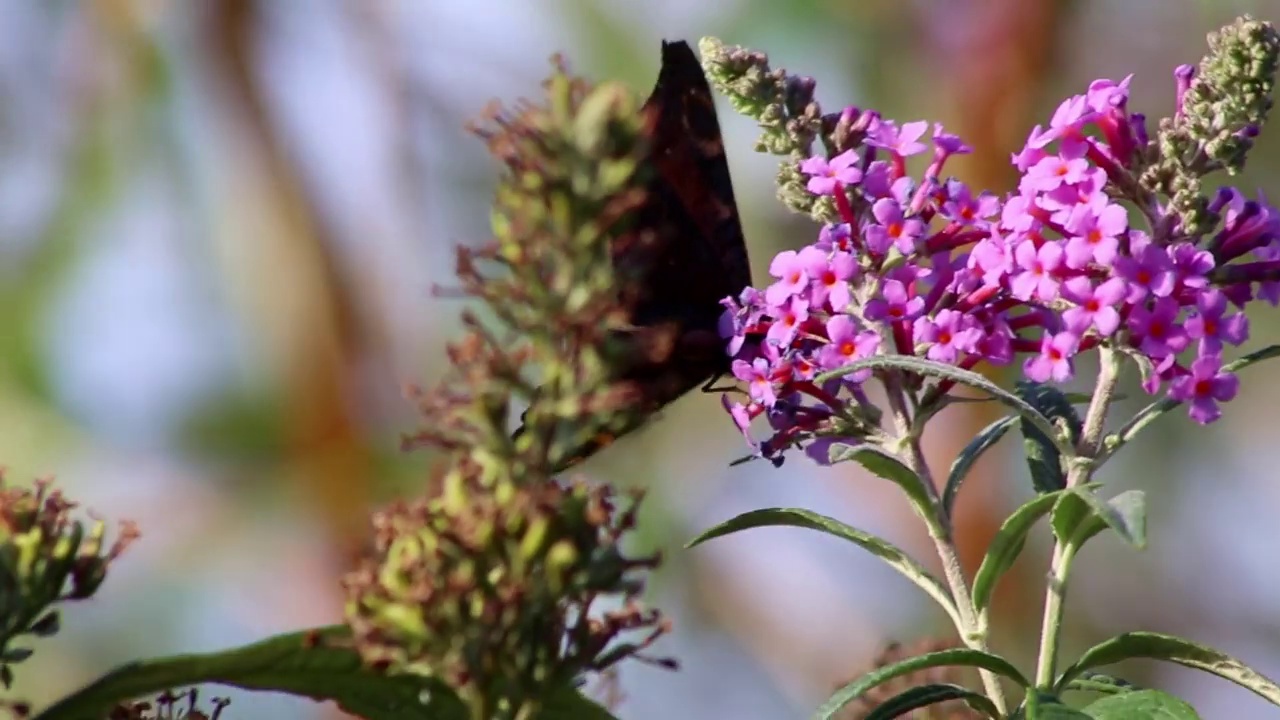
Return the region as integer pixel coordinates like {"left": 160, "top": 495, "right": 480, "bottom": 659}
{"left": 1052, "top": 489, "right": 1146, "bottom": 549}
{"left": 971, "top": 491, "right": 1061, "bottom": 612}
{"left": 1062, "top": 672, "right": 1139, "bottom": 697}
{"left": 1055, "top": 632, "right": 1280, "bottom": 707}
{"left": 33, "top": 626, "right": 465, "bottom": 720}
{"left": 1014, "top": 691, "right": 1094, "bottom": 719}
{"left": 1050, "top": 489, "right": 1145, "bottom": 549}
{"left": 688, "top": 508, "right": 958, "bottom": 625}
{"left": 815, "top": 355, "right": 1072, "bottom": 456}
{"left": 1014, "top": 381, "right": 1080, "bottom": 494}
{"left": 1076, "top": 490, "right": 1146, "bottom": 548}
{"left": 1051, "top": 491, "right": 1092, "bottom": 544}
{"left": 829, "top": 445, "right": 933, "bottom": 517}
{"left": 814, "top": 648, "right": 1029, "bottom": 719}
{"left": 863, "top": 683, "right": 999, "bottom": 720}
{"left": 1083, "top": 689, "right": 1199, "bottom": 719}
{"left": 944, "top": 415, "right": 1018, "bottom": 517}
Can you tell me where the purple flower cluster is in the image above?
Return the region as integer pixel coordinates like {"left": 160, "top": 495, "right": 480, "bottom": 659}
{"left": 723, "top": 72, "right": 1279, "bottom": 462}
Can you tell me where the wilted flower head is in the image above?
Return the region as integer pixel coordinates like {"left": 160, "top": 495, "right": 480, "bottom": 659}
{"left": 421, "top": 53, "right": 670, "bottom": 475}
{"left": 342, "top": 467, "right": 664, "bottom": 719}
{"left": 345, "top": 55, "right": 669, "bottom": 719}
{"left": 704, "top": 18, "right": 1280, "bottom": 464}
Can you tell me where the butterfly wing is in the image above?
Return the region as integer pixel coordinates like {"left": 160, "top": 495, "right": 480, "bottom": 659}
{"left": 638, "top": 39, "right": 752, "bottom": 316}
{"left": 519, "top": 39, "right": 752, "bottom": 469}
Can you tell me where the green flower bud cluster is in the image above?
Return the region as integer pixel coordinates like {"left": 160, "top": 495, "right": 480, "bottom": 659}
{"left": 0, "top": 475, "right": 138, "bottom": 689}
{"left": 343, "top": 469, "right": 662, "bottom": 720}
{"left": 698, "top": 36, "right": 842, "bottom": 223}
{"left": 1143, "top": 16, "right": 1280, "bottom": 236}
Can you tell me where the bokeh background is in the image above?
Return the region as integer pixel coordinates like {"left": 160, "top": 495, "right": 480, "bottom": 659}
{"left": 4, "top": 1, "right": 1280, "bottom": 718}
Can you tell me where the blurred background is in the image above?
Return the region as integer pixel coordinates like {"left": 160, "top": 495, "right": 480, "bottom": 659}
{"left": 4, "top": 0, "right": 1280, "bottom": 718}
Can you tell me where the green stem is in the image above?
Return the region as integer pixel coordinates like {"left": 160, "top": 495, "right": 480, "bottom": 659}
{"left": 1076, "top": 346, "right": 1122, "bottom": 467}
{"left": 916, "top": 453, "right": 1009, "bottom": 715}
{"left": 886, "top": 376, "right": 1008, "bottom": 715}
{"left": 1033, "top": 346, "right": 1122, "bottom": 690}
{"left": 1033, "top": 541, "right": 1078, "bottom": 688}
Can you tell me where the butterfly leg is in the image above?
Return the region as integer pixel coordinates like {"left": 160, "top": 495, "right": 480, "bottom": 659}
{"left": 700, "top": 372, "right": 740, "bottom": 394}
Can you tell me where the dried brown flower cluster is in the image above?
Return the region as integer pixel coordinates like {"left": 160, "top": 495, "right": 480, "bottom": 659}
{"left": 342, "top": 470, "right": 667, "bottom": 714}
{"left": 343, "top": 57, "right": 669, "bottom": 720}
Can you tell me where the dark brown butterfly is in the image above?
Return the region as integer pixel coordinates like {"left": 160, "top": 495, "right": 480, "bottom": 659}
{"left": 519, "top": 39, "right": 753, "bottom": 470}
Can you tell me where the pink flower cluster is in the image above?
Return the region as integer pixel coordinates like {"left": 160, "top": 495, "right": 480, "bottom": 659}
{"left": 723, "top": 72, "right": 1278, "bottom": 463}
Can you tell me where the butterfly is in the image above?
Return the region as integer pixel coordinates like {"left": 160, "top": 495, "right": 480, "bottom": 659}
{"left": 516, "top": 39, "right": 753, "bottom": 471}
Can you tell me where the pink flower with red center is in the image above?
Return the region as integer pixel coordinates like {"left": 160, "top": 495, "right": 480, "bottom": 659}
{"left": 1127, "top": 297, "right": 1189, "bottom": 359}
{"left": 1022, "top": 153, "right": 1091, "bottom": 194}
{"left": 1115, "top": 234, "right": 1176, "bottom": 301}
{"left": 1170, "top": 355, "right": 1239, "bottom": 425}
{"left": 765, "top": 250, "right": 810, "bottom": 306}
{"left": 766, "top": 296, "right": 810, "bottom": 346}
{"left": 800, "top": 246, "right": 857, "bottom": 311}
{"left": 1010, "top": 238, "right": 1066, "bottom": 302}
{"left": 1061, "top": 276, "right": 1126, "bottom": 336}
{"left": 1027, "top": 93, "right": 1095, "bottom": 151}
{"left": 800, "top": 150, "right": 863, "bottom": 196}
{"left": 1185, "top": 289, "right": 1249, "bottom": 355}
{"left": 1024, "top": 331, "right": 1080, "bottom": 383}
{"left": 1063, "top": 200, "right": 1126, "bottom": 268}
{"left": 866, "top": 198, "right": 925, "bottom": 254}
{"left": 865, "top": 279, "right": 925, "bottom": 323}
{"left": 913, "top": 309, "right": 982, "bottom": 364}
{"left": 718, "top": 54, "right": 1280, "bottom": 460}
{"left": 1169, "top": 242, "right": 1215, "bottom": 291}
{"left": 866, "top": 119, "right": 930, "bottom": 158}
{"left": 817, "top": 315, "right": 880, "bottom": 373}
{"left": 732, "top": 357, "right": 779, "bottom": 407}
{"left": 816, "top": 223, "right": 855, "bottom": 252}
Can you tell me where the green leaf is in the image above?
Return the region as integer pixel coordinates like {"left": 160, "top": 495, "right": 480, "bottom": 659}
{"left": 862, "top": 683, "right": 1000, "bottom": 720}
{"left": 943, "top": 415, "right": 1018, "bottom": 517}
{"left": 688, "top": 508, "right": 959, "bottom": 626}
{"left": 971, "top": 491, "right": 1061, "bottom": 613}
{"left": 1056, "top": 631, "right": 1280, "bottom": 707}
{"left": 1082, "top": 490, "right": 1146, "bottom": 548}
{"left": 33, "top": 626, "right": 466, "bottom": 720}
{"left": 1051, "top": 489, "right": 1146, "bottom": 549}
{"left": 1062, "top": 671, "right": 1139, "bottom": 697}
{"left": 1108, "top": 344, "right": 1280, "bottom": 460}
{"left": 1044, "top": 706, "right": 1095, "bottom": 718}
{"left": 1016, "top": 691, "right": 1092, "bottom": 719}
{"left": 814, "top": 648, "right": 1029, "bottom": 719}
{"left": 815, "top": 355, "right": 1073, "bottom": 457}
{"left": 1083, "top": 689, "right": 1199, "bottom": 719}
{"left": 1051, "top": 491, "right": 1092, "bottom": 544}
{"left": 829, "top": 445, "right": 933, "bottom": 518}
{"left": 1014, "top": 381, "right": 1081, "bottom": 494}
{"left": 539, "top": 686, "right": 621, "bottom": 720}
